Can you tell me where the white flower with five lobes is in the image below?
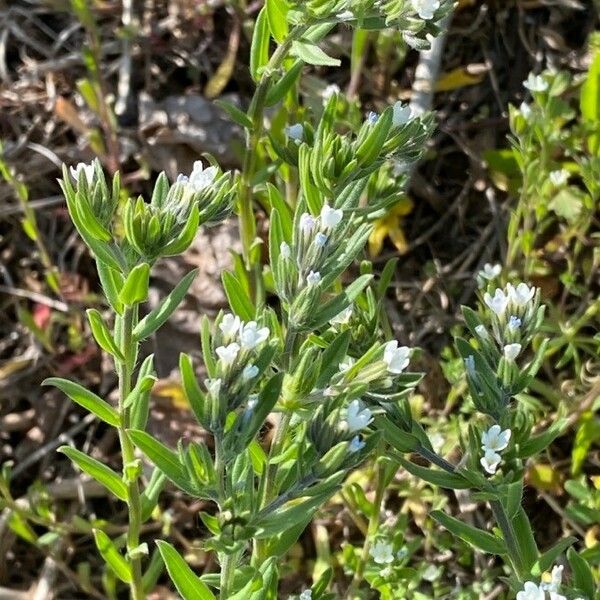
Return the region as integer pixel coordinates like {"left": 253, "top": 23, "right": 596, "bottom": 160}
{"left": 320, "top": 203, "right": 343, "bottom": 228}
{"left": 383, "top": 341, "right": 411, "bottom": 374}
{"left": 479, "top": 263, "right": 502, "bottom": 280}
{"left": 280, "top": 241, "right": 291, "bottom": 259}
{"left": 307, "top": 271, "right": 322, "bottom": 286}
{"left": 369, "top": 541, "right": 394, "bottom": 565}
{"left": 503, "top": 343, "right": 522, "bottom": 361}
{"left": 216, "top": 343, "right": 240, "bottom": 366}
{"left": 239, "top": 321, "right": 270, "bottom": 350}
{"left": 508, "top": 282, "right": 536, "bottom": 307}
{"left": 70, "top": 162, "right": 95, "bottom": 184}
{"left": 481, "top": 425, "right": 511, "bottom": 453}
{"left": 516, "top": 582, "right": 545, "bottom": 600}
{"left": 331, "top": 304, "right": 353, "bottom": 325}
{"left": 284, "top": 123, "right": 304, "bottom": 142}
{"left": 523, "top": 73, "right": 548, "bottom": 93}
{"left": 412, "top": 0, "right": 440, "bottom": 19}
{"left": 480, "top": 449, "right": 502, "bottom": 475}
{"left": 345, "top": 400, "right": 373, "bottom": 433}
{"left": 242, "top": 364, "right": 259, "bottom": 381}
{"left": 392, "top": 101, "right": 412, "bottom": 127}
{"left": 219, "top": 313, "right": 241, "bottom": 338}
{"left": 484, "top": 288, "right": 509, "bottom": 316}
{"left": 549, "top": 169, "right": 569, "bottom": 186}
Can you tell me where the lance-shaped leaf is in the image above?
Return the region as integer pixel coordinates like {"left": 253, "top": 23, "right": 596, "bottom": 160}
{"left": 250, "top": 7, "right": 270, "bottom": 82}
{"left": 93, "top": 529, "right": 132, "bottom": 583}
{"left": 222, "top": 272, "right": 255, "bottom": 321}
{"left": 396, "top": 454, "right": 470, "bottom": 490}
{"left": 119, "top": 262, "right": 150, "bottom": 305}
{"left": 86, "top": 309, "right": 124, "bottom": 360}
{"left": 291, "top": 40, "right": 340, "bottom": 66}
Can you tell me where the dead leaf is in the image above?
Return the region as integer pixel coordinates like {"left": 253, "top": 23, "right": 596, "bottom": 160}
{"left": 435, "top": 64, "right": 487, "bottom": 92}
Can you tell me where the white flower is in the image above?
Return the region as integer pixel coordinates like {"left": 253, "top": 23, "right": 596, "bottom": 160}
{"left": 239, "top": 321, "right": 269, "bottom": 349}
{"left": 216, "top": 343, "right": 240, "bottom": 366}
{"left": 508, "top": 315, "right": 522, "bottom": 330}
{"left": 481, "top": 424, "right": 511, "bottom": 453}
{"left": 508, "top": 282, "right": 536, "bottom": 307}
{"left": 331, "top": 305, "right": 353, "bottom": 326}
{"left": 280, "top": 241, "right": 291, "bottom": 259}
{"left": 549, "top": 169, "right": 569, "bottom": 186}
{"left": 503, "top": 343, "right": 522, "bottom": 361}
{"left": 285, "top": 123, "right": 304, "bottom": 142}
{"left": 314, "top": 232, "right": 328, "bottom": 247}
{"left": 321, "top": 83, "right": 340, "bottom": 100}
{"left": 475, "top": 324, "right": 488, "bottom": 338}
{"left": 299, "top": 213, "right": 315, "bottom": 233}
{"left": 542, "top": 565, "right": 564, "bottom": 593}
{"left": 519, "top": 102, "right": 533, "bottom": 120}
{"left": 523, "top": 74, "right": 548, "bottom": 93}
{"left": 412, "top": 0, "right": 440, "bottom": 19}
{"left": 339, "top": 356, "right": 355, "bottom": 372}
{"left": 367, "top": 111, "right": 379, "bottom": 124}
{"left": 219, "top": 313, "right": 241, "bottom": 338}
{"left": 392, "top": 101, "right": 412, "bottom": 126}
{"left": 70, "top": 162, "right": 95, "bottom": 185}
{"left": 480, "top": 449, "right": 502, "bottom": 475}
{"left": 549, "top": 594, "right": 566, "bottom": 600}
{"left": 242, "top": 364, "right": 259, "bottom": 381}
{"left": 383, "top": 341, "right": 410, "bottom": 374}
{"left": 349, "top": 435, "right": 366, "bottom": 453}
{"left": 185, "top": 161, "right": 218, "bottom": 192}
{"left": 370, "top": 541, "right": 394, "bottom": 565}
{"left": 307, "top": 271, "right": 321, "bottom": 286}
{"left": 320, "top": 203, "right": 343, "bottom": 228}
{"left": 516, "top": 582, "right": 545, "bottom": 600}
{"left": 299, "top": 590, "right": 312, "bottom": 600}
{"left": 204, "top": 378, "right": 222, "bottom": 397}
{"left": 346, "top": 400, "right": 373, "bottom": 433}
{"left": 484, "top": 288, "right": 509, "bottom": 316}
{"left": 247, "top": 394, "right": 258, "bottom": 410}
{"left": 479, "top": 263, "right": 502, "bottom": 280}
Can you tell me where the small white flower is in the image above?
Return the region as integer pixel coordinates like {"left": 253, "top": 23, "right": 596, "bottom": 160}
{"left": 307, "top": 271, "right": 321, "bottom": 286}
{"left": 239, "top": 321, "right": 269, "bottom": 350}
{"left": 392, "top": 101, "right": 412, "bottom": 126}
{"left": 508, "top": 282, "right": 536, "bottom": 307}
{"left": 549, "top": 169, "right": 569, "bottom": 187}
{"left": 480, "top": 448, "right": 502, "bottom": 475}
{"left": 219, "top": 313, "right": 241, "bottom": 338}
{"left": 484, "top": 288, "right": 509, "bottom": 316}
{"left": 299, "top": 590, "right": 312, "bottom": 600}
{"left": 299, "top": 213, "right": 315, "bottom": 233}
{"left": 349, "top": 435, "right": 366, "bottom": 453}
{"left": 523, "top": 74, "right": 548, "bottom": 93}
{"left": 321, "top": 83, "right": 340, "bottom": 100}
{"left": 481, "top": 424, "right": 511, "bottom": 453}
{"left": 331, "top": 305, "right": 353, "bottom": 326}
{"left": 475, "top": 324, "right": 488, "bottom": 338}
{"left": 339, "top": 356, "right": 355, "bottom": 372}
{"left": 204, "top": 378, "right": 222, "bottom": 397}
{"left": 369, "top": 541, "right": 394, "bottom": 565}
{"left": 508, "top": 315, "right": 522, "bottom": 330}
{"left": 285, "top": 123, "right": 304, "bottom": 142}
{"left": 70, "top": 162, "right": 95, "bottom": 185}
{"left": 541, "top": 565, "right": 563, "bottom": 593}
{"left": 412, "top": 0, "right": 440, "bottom": 19}
{"left": 216, "top": 343, "right": 240, "bottom": 366}
{"left": 247, "top": 394, "right": 258, "bottom": 410}
{"left": 186, "top": 161, "right": 218, "bottom": 192}
{"left": 519, "top": 102, "right": 533, "bottom": 120}
{"left": 367, "top": 111, "right": 379, "bottom": 124}
{"left": 314, "top": 232, "right": 328, "bottom": 247}
{"left": 503, "top": 343, "right": 522, "bottom": 361}
{"left": 280, "top": 241, "right": 291, "bottom": 259}
{"left": 320, "top": 203, "right": 343, "bottom": 228}
{"left": 479, "top": 263, "right": 502, "bottom": 280}
{"left": 345, "top": 400, "right": 373, "bottom": 433}
{"left": 242, "top": 364, "right": 259, "bottom": 381}
{"left": 383, "top": 341, "right": 410, "bottom": 374}
{"left": 516, "top": 582, "right": 545, "bottom": 600}
{"left": 548, "top": 594, "right": 566, "bottom": 600}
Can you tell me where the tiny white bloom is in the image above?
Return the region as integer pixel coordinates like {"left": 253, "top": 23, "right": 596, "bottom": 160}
{"left": 484, "top": 288, "right": 509, "bottom": 316}
{"left": 370, "top": 541, "right": 394, "bottom": 565}
{"left": 204, "top": 378, "right": 222, "bottom": 397}
{"left": 481, "top": 424, "right": 511, "bottom": 453}
{"left": 480, "top": 448, "right": 502, "bottom": 475}
{"left": 542, "top": 565, "right": 563, "bottom": 592}
{"left": 516, "top": 582, "right": 545, "bottom": 600}
{"left": 320, "top": 203, "right": 343, "bottom": 228}
{"left": 307, "top": 271, "right": 321, "bottom": 286}
{"left": 349, "top": 435, "right": 366, "bottom": 453}
{"left": 216, "top": 343, "right": 240, "bottom": 366}
{"left": 321, "top": 83, "right": 340, "bottom": 100}
{"left": 383, "top": 341, "right": 411, "bottom": 374}
{"left": 70, "top": 162, "right": 95, "bottom": 185}
{"left": 508, "top": 282, "right": 536, "bottom": 307}
{"left": 475, "top": 324, "right": 488, "bottom": 338}
{"left": 314, "top": 232, "right": 328, "bottom": 247}
{"left": 280, "top": 241, "right": 291, "bottom": 259}
{"left": 247, "top": 394, "right": 258, "bottom": 410}
{"left": 299, "top": 590, "right": 312, "bottom": 600}
{"left": 479, "top": 263, "right": 502, "bottom": 280}
{"left": 503, "top": 343, "right": 522, "bottom": 361}
{"left": 186, "top": 161, "right": 218, "bottom": 192}
{"left": 285, "top": 123, "right": 304, "bottom": 142}
{"left": 412, "top": 0, "right": 440, "bottom": 20}
{"left": 339, "top": 356, "right": 355, "bottom": 373}
{"left": 331, "top": 304, "right": 353, "bottom": 326}
{"left": 523, "top": 73, "right": 548, "bottom": 93}
{"left": 548, "top": 594, "right": 566, "bottom": 600}
{"left": 239, "top": 321, "right": 270, "bottom": 350}
{"left": 219, "top": 313, "right": 241, "bottom": 338}
{"left": 392, "top": 101, "right": 412, "bottom": 126}
{"left": 346, "top": 400, "right": 373, "bottom": 433}
{"left": 519, "top": 102, "right": 533, "bottom": 120}
{"left": 508, "top": 315, "right": 522, "bottom": 330}
{"left": 242, "top": 364, "right": 259, "bottom": 381}
{"left": 549, "top": 169, "right": 569, "bottom": 187}
{"left": 367, "top": 111, "right": 379, "bottom": 124}
{"left": 299, "top": 212, "right": 315, "bottom": 233}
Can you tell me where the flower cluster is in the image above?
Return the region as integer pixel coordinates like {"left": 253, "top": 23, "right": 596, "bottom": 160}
{"left": 479, "top": 424, "right": 511, "bottom": 475}
{"left": 517, "top": 565, "right": 585, "bottom": 600}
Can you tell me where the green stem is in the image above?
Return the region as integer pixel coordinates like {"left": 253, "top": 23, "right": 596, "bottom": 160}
{"left": 116, "top": 305, "right": 145, "bottom": 600}
{"left": 219, "top": 549, "right": 241, "bottom": 599}
{"left": 490, "top": 499, "right": 525, "bottom": 578}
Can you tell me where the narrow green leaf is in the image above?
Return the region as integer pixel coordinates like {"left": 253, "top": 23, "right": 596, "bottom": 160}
{"left": 222, "top": 272, "right": 255, "bottom": 321}
{"left": 291, "top": 40, "right": 340, "bottom": 67}
{"left": 93, "top": 529, "right": 132, "bottom": 583}
{"left": 43, "top": 377, "right": 120, "bottom": 426}
{"left": 250, "top": 7, "right": 271, "bottom": 82}
{"left": 59, "top": 446, "right": 128, "bottom": 501}
{"left": 86, "top": 309, "right": 124, "bottom": 360}
{"left": 266, "top": 0, "right": 289, "bottom": 43}
{"left": 214, "top": 99, "right": 253, "bottom": 129}
{"left": 396, "top": 455, "right": 470, "bottom": 490}
{"left": 531, "top": 536, "right": 576, "bottom": 577}
{"left": 567, "top": 547, "right": 595, "bottom": 599}
{"left": 119, "top": 263, "right": 150, "bottom": 305}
